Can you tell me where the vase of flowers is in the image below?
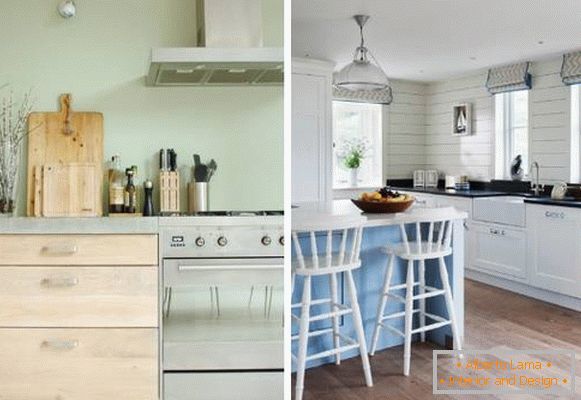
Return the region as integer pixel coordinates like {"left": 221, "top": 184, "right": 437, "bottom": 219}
{"left": 0, "top": 89, "right": 34, "bottom": 216}
{"left": 337, "top": 137, "right": 370, "bottom": 187}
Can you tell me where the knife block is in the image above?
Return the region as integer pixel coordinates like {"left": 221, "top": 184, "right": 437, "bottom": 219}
{"left": 160, "top": 171, "right": 180, "bottom": 213}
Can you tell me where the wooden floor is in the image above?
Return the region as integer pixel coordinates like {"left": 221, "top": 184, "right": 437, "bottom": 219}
{"left": 293, "top": 279, "right": 581, "bottom": 399}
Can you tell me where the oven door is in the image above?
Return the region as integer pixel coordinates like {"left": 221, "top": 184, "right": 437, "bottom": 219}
{"left": 162, "top": 258, "right": 283, "bottom": 371}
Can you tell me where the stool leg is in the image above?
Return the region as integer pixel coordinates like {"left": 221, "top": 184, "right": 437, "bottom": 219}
{"left": 370, "top": 253, "right": 395, "bottom": 355}
{"left": 438, "top": 257, "right": 462, "bottom": 352}
{"left": 295, "top": 276, "right": 311, "bottom": 400}
{"left": 329, "top": 272, "right": 341, "bottom": 365}
{"left": 346, "top": 270, "right": 373, "bottom": 387}
{"left": 403, "top": 260, "right": 414, "bottom": 376}
{"left": 419, "top": 260, "right": 426, "bottom": 343}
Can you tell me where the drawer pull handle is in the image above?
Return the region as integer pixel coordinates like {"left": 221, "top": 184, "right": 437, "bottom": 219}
{"left": 41, "top": 244, "right": 78, "bottom": 255}
{"left": 41, "top": 339, "right": 79, "bottom": 351}
{"left": 178, "top": 265, "right": 283, "bottom": 272}
{"left": 40, "top": 277, "right": 79, "bottom": 288}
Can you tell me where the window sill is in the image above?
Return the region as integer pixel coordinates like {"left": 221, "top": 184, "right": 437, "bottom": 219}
{"left": 333, "top": 186, "right": 379, "bottom": 200}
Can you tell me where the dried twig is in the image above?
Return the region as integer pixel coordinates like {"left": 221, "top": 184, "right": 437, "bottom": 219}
{"left": 0, "top": 87, "right": 35, "bottom": 213}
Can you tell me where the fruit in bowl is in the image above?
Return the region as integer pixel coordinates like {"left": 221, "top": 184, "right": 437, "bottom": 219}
{"left": 352, "top": 187, "right": 415, "bottom": 213}
{"left": 359, "top": 188, "right": 413, "bottom": 203}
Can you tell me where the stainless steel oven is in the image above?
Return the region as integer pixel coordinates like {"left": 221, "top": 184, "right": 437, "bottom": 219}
{"left": 160, "top": 214, "right": 284, "bottom": 400}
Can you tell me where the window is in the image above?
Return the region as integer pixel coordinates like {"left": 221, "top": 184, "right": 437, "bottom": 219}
{"left": 571, "top": 84, "right": 580, "bottom": 183}
{"left": 494, "top": 90, "right": 529, "bottom": 179}
{"left": 332, "top": 101, "right": 383, "bottom": 189}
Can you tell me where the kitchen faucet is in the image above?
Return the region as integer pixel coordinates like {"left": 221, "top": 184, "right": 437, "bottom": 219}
{"left": 530, "top": 161, "right": 541, "bottom": 196}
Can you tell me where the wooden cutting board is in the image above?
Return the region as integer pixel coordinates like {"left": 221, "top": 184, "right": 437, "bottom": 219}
{"left": 27, "top": 94, "right": 103, "bottom": 216}
{"left": 42, "top": 163, "right": 98, "bottom": 217}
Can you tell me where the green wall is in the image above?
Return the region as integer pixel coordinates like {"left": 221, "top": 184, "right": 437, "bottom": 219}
{"left": 0, "top": 0, "right": 283, "bottom": 215}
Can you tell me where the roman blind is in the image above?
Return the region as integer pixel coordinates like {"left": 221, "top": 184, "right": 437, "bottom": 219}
{"left": 486, "top": 62, "right": 532, "bottom": 94}
{"left": 333, "top": 86, "right": 393, "bottom": 105}
{"left": 561, "top": 51, "right": 581, "bottom": 85}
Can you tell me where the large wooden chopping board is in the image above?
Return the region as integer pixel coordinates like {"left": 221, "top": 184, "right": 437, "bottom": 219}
{"left": 27, "top": 94, "right": 103, "bottom": 216}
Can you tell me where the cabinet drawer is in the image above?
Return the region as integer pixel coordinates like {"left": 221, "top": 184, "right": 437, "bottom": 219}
{"left": 0, "top": 234, "right": 157, "bottom": 265}
{"left": 0, "top": 328, "right": 158, "bottom": 400}
{"left": 469, "top": 222, "right": 527, "bottom": 280}
{"left": 0, "top": 266, "right": 158, "bottom": 327}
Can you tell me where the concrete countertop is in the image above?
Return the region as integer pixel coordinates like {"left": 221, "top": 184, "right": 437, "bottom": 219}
{"left": 0, "top": 217, "right": 159, "bottom": 234}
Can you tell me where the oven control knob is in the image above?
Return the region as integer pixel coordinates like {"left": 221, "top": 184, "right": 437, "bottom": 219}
{"left": 195, "top": 237, "right": 205, "bottom": 247}
{"left": 279, "top": 236, "right": 284, "bottom": 246}
{"left": 217, "top": 236, "right": 228, "bottom": 247}
{"left": 261, "top": 236, "right": 272, "bottom": 246}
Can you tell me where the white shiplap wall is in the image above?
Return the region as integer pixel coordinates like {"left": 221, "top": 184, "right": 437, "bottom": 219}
{"left": 422, "top": 57, "right": 573, "bottom": 184}
{"left": 529, "top": 59, "right": 571, "bottom": 183}
{"left": 384, "top": 80, "right": 428, "bottom": 179}
{"left": 424, "top": 73, "right": 493, "bottom": 180}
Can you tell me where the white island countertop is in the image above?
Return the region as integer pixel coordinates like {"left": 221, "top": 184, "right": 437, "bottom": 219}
{"left": 292, "top": 200, "right": 467, "bottom": 230}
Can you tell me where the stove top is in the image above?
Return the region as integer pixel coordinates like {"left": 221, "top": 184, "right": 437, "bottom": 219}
{"left": 159, "top": 210, "right": 284, "bottom": 257}
{"left": 159, "top": 210, "right": 284, "bottom": 217}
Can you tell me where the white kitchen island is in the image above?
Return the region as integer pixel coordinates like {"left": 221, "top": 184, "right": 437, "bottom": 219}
{"left": 291, "top": 200, "right": 467, "bottom": 369}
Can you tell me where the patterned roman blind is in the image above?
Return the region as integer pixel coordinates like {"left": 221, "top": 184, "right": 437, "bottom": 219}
{"left": 333, "top": 86, "right": 393, "bottom": 105}
{"left": 561, "top": 51, "right": 581, "bottom": 85}
{"left": 485, "top": 62, "right": 532, "bottom": 94}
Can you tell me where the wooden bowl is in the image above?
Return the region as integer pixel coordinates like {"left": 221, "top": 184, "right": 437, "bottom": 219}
{"left": 351, "top": 198, "right": 415, "bottom": 214}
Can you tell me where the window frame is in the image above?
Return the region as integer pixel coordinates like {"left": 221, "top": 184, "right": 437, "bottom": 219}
{"left": 571, "top": 84, "right": 581, "bottom": 183}
{"left": 494, "top": 90, "right": 531, "bottom": 180}
{"left": 331, "top": 101, "right": 385, "bottom": 191}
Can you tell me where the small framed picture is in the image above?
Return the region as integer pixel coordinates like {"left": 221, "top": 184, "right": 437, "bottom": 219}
{"left": 452, "top": 103, "right": 471, "bottom": 136}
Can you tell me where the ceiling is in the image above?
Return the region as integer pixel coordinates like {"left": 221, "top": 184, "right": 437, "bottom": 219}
{"left": 292, "top": 0, "right": 581, "bottom": 82}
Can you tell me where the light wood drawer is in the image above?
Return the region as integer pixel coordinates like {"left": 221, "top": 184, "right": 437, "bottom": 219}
{"left": 0, "top": 234, "right": 158, "bottom": 265}
{"left": 0, "top": 266, "right": 158, "bottom": 327}
{"left": 0, "top": 328, "right": 158, "bottom": 400}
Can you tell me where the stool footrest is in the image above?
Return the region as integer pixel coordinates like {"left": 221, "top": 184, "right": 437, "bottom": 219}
{"left": 291, "top": 297, "right": 332, "bottom": 309}
{"left": 291, "top": 327, "right": 334, "bottom": 342}
{"left": 411, "top": 319, "right": 451, "bottom": 334}
{"left": 388, "top": 282, "right": 420, "bottom": 291}
{"left": 305, "top": 343, "right": 360, "bottom": 362}
{"left": 380, "top": 309, "right": 420, "bottom": 321}
{"left": 414, "top": 286, "right": 445, "bottom": 300}
{"left": 378, "top": 322, "right": 404, "bottom": 337}
{"left": 309, "top": 306, "right": 352, "bottom": 322}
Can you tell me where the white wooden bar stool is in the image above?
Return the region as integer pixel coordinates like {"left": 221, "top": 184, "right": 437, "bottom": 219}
{"left": 291, "top": 214, "right": 373, "bottom": 400}
{"left": 369, "top": 208, "right": 462, "bottom": 376}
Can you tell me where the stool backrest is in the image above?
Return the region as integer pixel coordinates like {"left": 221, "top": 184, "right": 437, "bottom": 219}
{"left": 292, "top": 214, "right": 366, "bottom": 272}
{"left": 397, "top": 207, "right": 457, "bottom": 254}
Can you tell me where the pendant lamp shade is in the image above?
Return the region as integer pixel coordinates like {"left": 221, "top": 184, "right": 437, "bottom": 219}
{"left": 333, "top": 15, "right": 391, "bottom": 92}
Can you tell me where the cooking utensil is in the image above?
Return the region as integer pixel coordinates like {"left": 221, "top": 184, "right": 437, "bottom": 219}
{"left": 27, "top": 94, "right": 104, "bottom": 216}
{"left": 193, "top": 154, "right": 201, "bottom": 166}
{"left": 351, "top": 198, "right": 415, "bottom": 214}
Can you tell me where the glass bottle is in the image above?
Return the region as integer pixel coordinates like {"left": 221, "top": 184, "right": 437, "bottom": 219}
{"left": 108, "top": 155, "right": 124, "bottom": 214}
{"left": 124, "top": 168, "right": 137, "bottom": 213}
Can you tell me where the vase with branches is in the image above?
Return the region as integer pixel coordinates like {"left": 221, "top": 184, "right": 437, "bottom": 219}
{"left": 0, "top": 88, "right": 34, "bottom": 215}
{"left": 336, "top": 137, "right": 370, "bottom": 187}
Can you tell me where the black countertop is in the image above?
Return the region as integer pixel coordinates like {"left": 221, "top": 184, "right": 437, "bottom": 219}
{"left": 523, "top": 197, "right": 581, "bottom": 209}
{"left": 392, "top": 186, "right": 509, "bottom": 198}
{"left": 391, "top": 186, "right": 581, "bottom": 208}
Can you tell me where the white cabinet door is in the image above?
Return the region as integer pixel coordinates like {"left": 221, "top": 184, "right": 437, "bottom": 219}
{"left": 527, "top": 205, "right": 581, "bottom": 298}
{"left": 291, "top": 61, "right": 333, "bottom": 204}
{"left": 469, "top": 222, "right": 527, "bottom": 280}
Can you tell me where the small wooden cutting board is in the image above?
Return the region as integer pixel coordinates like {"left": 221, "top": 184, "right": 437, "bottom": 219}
{"left": 27, "top": 94, "right": 103, "bottom": 216}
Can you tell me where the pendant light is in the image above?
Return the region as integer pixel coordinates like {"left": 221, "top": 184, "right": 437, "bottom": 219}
{"left": 334, "top": 15, "right": 390, "bottom": 91}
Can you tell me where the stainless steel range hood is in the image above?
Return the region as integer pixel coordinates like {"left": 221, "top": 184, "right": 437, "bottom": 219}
{"left": 147, "top": 0, "right": 283, "bottom": 87}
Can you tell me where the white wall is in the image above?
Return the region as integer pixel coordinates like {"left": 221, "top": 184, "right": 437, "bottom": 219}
{"left": 423, "top": 57, "right": 574, "bottom": 184}
{"left": 1, "top": 0, "right": 283, "bottom": 215}
{"left": 384, "top": 81, "right": 427, "bottom": 179}
{"left": 425, "top": 73, "right": 493, "bottom": 180}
